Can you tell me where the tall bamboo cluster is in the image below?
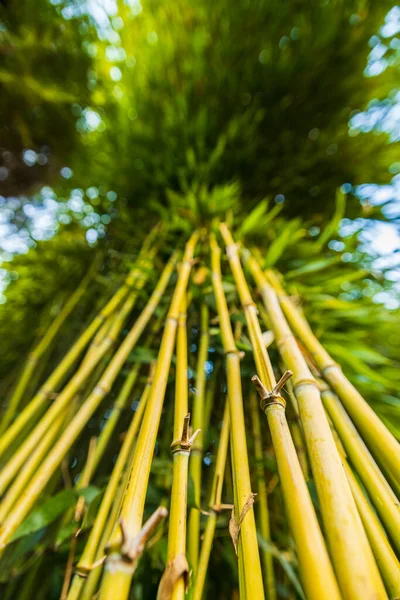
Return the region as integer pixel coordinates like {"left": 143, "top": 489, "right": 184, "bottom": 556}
{"left": 0, "top": 224, "right": 399, "bottom": 600}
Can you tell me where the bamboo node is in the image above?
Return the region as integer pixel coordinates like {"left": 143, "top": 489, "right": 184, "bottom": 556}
{"left": 171, "top": 414, "right": 201, "bottom": 454}
{"left": 251, "top": 371, "right": 293, "bottom": 411}
{"left": 226, "top": 243, "right": 239, "bottom": 259}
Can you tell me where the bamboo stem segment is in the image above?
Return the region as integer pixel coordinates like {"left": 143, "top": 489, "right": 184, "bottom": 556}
{"left": 193, "top": 400, "right": 230, "bottom": 600}
{"left": 210, "top": 233, "right": 264, "bottom": 600}
{"left": 188, "top": 303, "right": 209, "bottom": 574}
{"left": 251, "top": 375, "right": 341, "bottom": 600}
{"left": 249, "top": 390, "right": 276, "bottom": 600}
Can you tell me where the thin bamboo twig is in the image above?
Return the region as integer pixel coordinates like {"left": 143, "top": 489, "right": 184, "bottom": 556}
{"left": 193, "top": 399, "right": 230, "bottom": 600}
{"left": 265, "top": 267, "right": 400, "bottom": 485}
{"left": 66, "top": 370, "right": 153, "bottom": 600}
{"left": 188, "top": 303, "right": 209, "bottom": 574}
{"left": 98, "top": 231, "right": 199, "bottom": 600}
{"left": 0, "top": 253, "right": 177, "bottom": 551}
{"left": 210, "top": 233, "right": 264, "bottom": 600}
{"left": 249, "top": 389, "right": 276, "bottom": 600}
{"left": 248, "top": 255, "right": 387, "bottom": 599}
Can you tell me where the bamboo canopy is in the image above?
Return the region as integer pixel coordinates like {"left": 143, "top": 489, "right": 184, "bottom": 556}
{"left": 0, "top": 223, "right": 399, "bottom": 600}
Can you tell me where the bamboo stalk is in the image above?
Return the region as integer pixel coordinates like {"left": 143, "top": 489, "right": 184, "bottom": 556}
{"left": 188, "top": 303, "right": 209, "bottom": 574}
{"left": 251, "top": 374, "right": 342, "bottom": 600}
{"left": 193, "top": 400, "right": 230, "bottom": 600}
{"left": 320, "top": 380, "right": 400, "bottom": 553}
{"left": 0, "top": 241, "right": 154, "bottom": 462}
{"left": 66, "top": 371, "right": 152, "bottom": 600}
{"left": 248, "top": 255, "right": 387, "bottom": 599}
{"left": 249, "top": 389, "right": 276, "bottom": 600}
{"left": 266, "top": 268, "right": 400, "bottom": 485}
{"left": 0, "top": 264, "right": 94, "bottom": 435}
{"left": 343, "top": 461, "right": 400, "bottom": 600}
{"left": 0, "top": 253, "right": 177, "bottom": 551}
{"left": 158, "top": 414, "right": 199, "bottom": 600}
{"left": 97, "top": 231, "right": 199, "bottom": 600}
{"left": 210, "top": 233, "right": 264, "bottom": 600}
{"left": 157, "top": 295, "right": 191, "bottom": 600}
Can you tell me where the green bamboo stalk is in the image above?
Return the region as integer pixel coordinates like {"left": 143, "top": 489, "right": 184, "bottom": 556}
{"left": 248, "top": 255, "right": 387, "bottom": 599}
{"left": 0, "top": 253, "right": 177, "bottom": 551}
{"left": 188, "top": 303, "right": 209, "bottom": 574}
{"left": 249, "top": 389, "right": 276, "bottom": 600}
{"left": 210, "top": 233, "right": 264, "bottom": 600}
{"left": 266, "top": 268, "right": 400, "bottom": 485}
{"left": 98, "top": 231, "right": 199, "bottom": 600}
{"left": 0, "top": 242, "right": 153, "bottom": 462}
{"left": 319, "top": 380, "right": 400, "bottom": 553}
{"left": 193, "top": 400, "right": 230, "bottom": 600}
{"left": 0, "top": 263, "right": 96, "bottom": 435}
{"left": 66, "top": 371, "right": 152, "bottom": 600}
{"left": 343, "top": 461, "right": 400, "bottom": 600}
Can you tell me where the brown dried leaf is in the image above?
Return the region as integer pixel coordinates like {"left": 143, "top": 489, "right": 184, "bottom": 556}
{"left": 229, "top": 493, "right": 257, "bottom": 556}
{"left": 157, "top": 554, "right": 190, "bottom": 600}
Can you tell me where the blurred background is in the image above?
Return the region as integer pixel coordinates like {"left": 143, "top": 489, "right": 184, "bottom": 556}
{"left": 0, "top": 1, "right": 400, "bottom": 597}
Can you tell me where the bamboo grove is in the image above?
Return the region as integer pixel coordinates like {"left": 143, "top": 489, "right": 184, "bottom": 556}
{"left": 0, "top": 222, "right": 399, "bottom": 600}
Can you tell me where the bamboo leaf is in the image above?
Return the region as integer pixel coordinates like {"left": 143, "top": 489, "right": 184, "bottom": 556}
{"left": 11, "top": 486, "right": 101, "bottom": 542}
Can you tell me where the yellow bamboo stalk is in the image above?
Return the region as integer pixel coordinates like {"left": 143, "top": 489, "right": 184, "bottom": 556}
{"left": 210, "top": 233, "right": 264, "bottom": 600}
{"left": 188, "top": 303, "right": 209, "bottom": 574}
{"left": 248, "top": 255, "right": 387, "bottom": 599}
{"left": 158, "top": 414, "right": 200, "bottom": 600}
{"left": 193, "top": 400, "right": 230, "bottom": 600}
{"left": 251, "top": 374, "right": 342, "bottom": 600}
{"left": 343, "top": 461, "right": 400, "bottom": 600}
{"left": 0, "top": 264, "right": 95, "bottom": 435}
{"left": 266, "top": 268, "right": 400, "bottom": 485}
{"left": 0, "top": 241, "right": 154, "bottom": 461}
{"left": 320, "top": 381, "right": 400, "bottom": 553}
{"left": 158, "top": 295, "right": 191, "bottom": 600}
{"left": 249, "top": 390, "right": 276, "bottom": 600}
{"left": 66, "top": 373, "right": 152, "bottom": 600}
{"left": 0, "top": 253, "right": 177, "bottom": 551}
{"left": 98, "top": 231, "right": 199, "bottom": 600}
